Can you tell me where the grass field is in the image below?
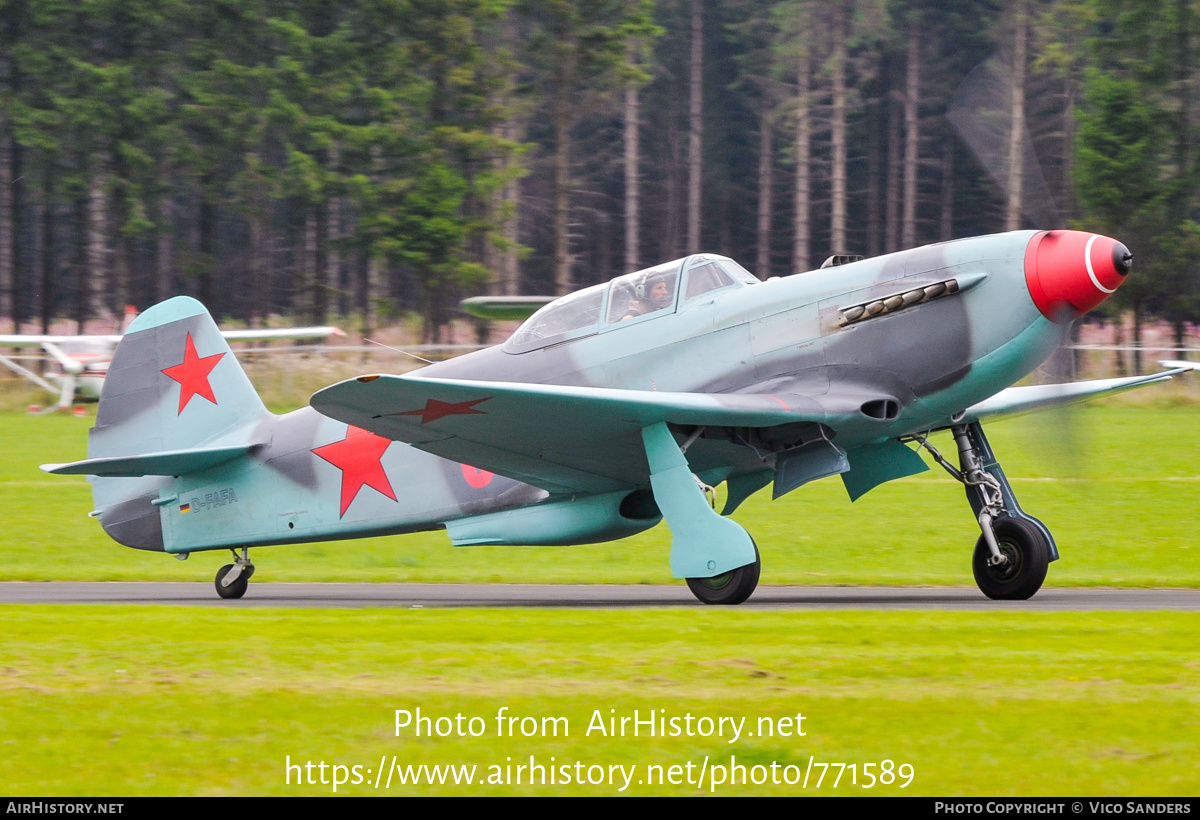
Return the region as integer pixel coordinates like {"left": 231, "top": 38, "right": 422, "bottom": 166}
{"left": 2, "top": 402, "right": 1199, "bottom": 588}
{"left": 2, "top": 396, "right": 1198, "bottom": 796}
{"left": 1, "top": 606, "right": 1196, "bottom": 796}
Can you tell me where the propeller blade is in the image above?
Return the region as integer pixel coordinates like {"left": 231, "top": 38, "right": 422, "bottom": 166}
{"left": 947, "top": 56, "right": 1062, "bottom": 228}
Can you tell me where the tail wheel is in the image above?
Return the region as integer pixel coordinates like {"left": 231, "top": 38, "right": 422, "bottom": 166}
{"left": 686, "top": 542, "right": 760, "bottom": 605}
{"left": 215, "top": 564, "right": 249, "bottom": 600}
{"left": 972, "top": 517, "right": 1050, "bottom": 600}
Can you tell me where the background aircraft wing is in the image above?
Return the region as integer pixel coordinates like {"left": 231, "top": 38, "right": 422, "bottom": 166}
{"left": 312, "top": 374, "right": 823, "bottom": 493}
{"left": 219, "top": 327, "right": 343, "bottom": 342}
{"left": 961, "top": 369, "right": 1186, "bottom": 422}
{"left": 0, "top": 334, "right": 122, "bottom": 345}
{"left": 459, "top": 296, "right": 555, "bottom": 321}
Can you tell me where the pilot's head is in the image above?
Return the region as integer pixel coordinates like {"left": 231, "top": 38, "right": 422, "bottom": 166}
{"left": 638, "top": 273, "right": 671, "bottom": 306}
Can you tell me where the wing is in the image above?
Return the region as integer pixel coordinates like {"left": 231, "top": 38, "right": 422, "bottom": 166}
{"left": 0, "top": 334, "right": 121, "bottom": 346}
{"left": 311, "top": 374, "right": 825, "bottom": 494}
{"left": 961, "top": 368, "right": 1186, "bottom": 422}
{"left": 459, "top": 296, "right": 555, "bottom": 321}
{"left": 219, "top": 327, "right": 343, "bottom": 342}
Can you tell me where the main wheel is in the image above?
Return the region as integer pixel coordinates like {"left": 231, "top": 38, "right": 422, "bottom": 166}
{"left": 215, "top": 564, "right": 249, "bottom": 600}
{"left": 972, "top": 516, "right": 1050, "bottom": 600}
{"left": 686, "top": 543, "right": 760, "bottom": 605}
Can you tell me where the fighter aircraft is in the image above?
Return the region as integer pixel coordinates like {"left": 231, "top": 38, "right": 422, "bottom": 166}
{"left": 41, "top": 229, "right": 1181, "bottom": 604}
{"left": 1, "top": 307, "right": 343, "bottom": 412}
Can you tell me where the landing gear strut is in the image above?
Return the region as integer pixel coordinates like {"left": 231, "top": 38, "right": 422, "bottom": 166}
{"left": 913, "top": 422, "right": 1055, "bottom": 600}
{"left": 641, "top": 422, "right": 760, "bottom": 605}
{"left": 215, "top": 547, "right": 255, "bottom": 599}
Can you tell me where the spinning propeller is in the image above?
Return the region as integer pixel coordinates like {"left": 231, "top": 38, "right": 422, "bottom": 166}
{"left": 947, "top": 57, "right": 1125, "bottom": 469}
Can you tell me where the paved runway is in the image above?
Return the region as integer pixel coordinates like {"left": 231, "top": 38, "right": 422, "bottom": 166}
{"left": 1, "top": 582, "right": 1196, "bottom": 610}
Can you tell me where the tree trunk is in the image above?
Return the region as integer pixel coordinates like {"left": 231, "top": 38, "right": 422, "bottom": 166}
{"left": 88, "top": 161, "right": 110, "bottom": 320}
{"left": 248, "top": 213, "right": 266, "bottom": 327}
{"left": 866, "top": 94, "right": 882, "bottom": 258}
{"left": 885, "top": 93, "right": 901, "bottom": 253}
{"left": 1006, "top": 0, "right": 1027, "bottom": 231}
{"left": 663, "top": 96, "right": 682, "bottom": 260}
{"left": 198, "top": 173, "right": 216, "bottom": 310}
{"left": 39, "top": 171, "right": 53, "bottom": 335}
{"left": 1113, "top": 316, "right": 1126, "bottom": 377}
{"left": 0, "top": 133, "right": 12, "bottom": 326}
{"left": 73, "top": 195, "right": 88, "bottom": 330}
{"left": 1132, "top": 303, "right": 1143, "bottom": 374}
{"left": 327, "top": 142, "right": 342, "bottom": 317}
{"left": 299, "top": 208, "right": 318, "bottom": 322}
{"left": 502, "top": 133, "right": 521, "bottom": 296}
{"left": 155, "top": 175, "right": 174, "bottom": 306}
{"left": 624, "top": 47, "right": 641, "bottom": 273}
{"left": 940, "top": 138, "right": 954, "bottom": 241}
{"left": 901, "top": 21, "right": 920, "bottom": 250}
{"left": 9, "top": 137, "right": 24, "bottom": 325}
{"left": 793, "top": 52, "right": 811, "bottom": 276}
{"left": 552, "top": 54, "right": 573, "bottom": 295}
{"left": 114, "top": 236, "right": 132, "bottom": 320}
{"left": 365, "top": 253, "right": 382, "bottom": 340}
{"left": 363, "top": 145, "right": 385, "bottom": 338}
{"left": 830, "top": 9, "right": 848, "bottom": 254}
{"left": 687, "top": 0, "right": 703, "bottom": 252}
{"left": 756, "top": 96, "right": 773, "bottom": 278}
{"left": 1172, "top": 0, "right": 1192, "bottom": 222}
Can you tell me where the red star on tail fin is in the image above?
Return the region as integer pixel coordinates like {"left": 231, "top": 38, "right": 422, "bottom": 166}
{"left": 161, "top": 333, "right": 225, "bottom": 414}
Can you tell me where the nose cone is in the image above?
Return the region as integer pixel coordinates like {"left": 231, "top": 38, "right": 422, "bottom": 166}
{"left": 1025, "top": 230, "right": 1130, "bottom": 322}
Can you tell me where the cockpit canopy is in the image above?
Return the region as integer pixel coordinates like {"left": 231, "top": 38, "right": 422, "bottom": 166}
{"left": 505, "top": 254, "right": 758, "bottom": 352}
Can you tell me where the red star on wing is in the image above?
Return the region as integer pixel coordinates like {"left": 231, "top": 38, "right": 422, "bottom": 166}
{"left": 393, "top": 397, "right": 490, "bottom": 424}
{"left": 312, "top": 426, "right": 398, "bottom": 517}
{"left": 161, "top": 333, "right": 225, "bottom": 414}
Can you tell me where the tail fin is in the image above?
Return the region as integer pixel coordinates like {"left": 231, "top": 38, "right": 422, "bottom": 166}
{"left": 43, "top": 297, "right": 271, "bottom": 551}
{"left": 91, "top": 296, "right": 268, "bottom": 459}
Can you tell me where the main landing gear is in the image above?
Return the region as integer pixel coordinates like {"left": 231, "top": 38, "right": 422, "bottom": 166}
{"left": 641, "top": 422, "right": 762, "bottom": 605}
{"left": 913, "top": 422, "right": 1054, "bottom": 600}
{"left": 215, "top": 547, "right": 255, "bottom": 599}
{"left": 686, "top": 541, "right": 761, "bottom": 605}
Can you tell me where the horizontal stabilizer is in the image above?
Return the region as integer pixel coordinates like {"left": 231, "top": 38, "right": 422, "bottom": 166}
{"left": 41, "top": 443, "right": 255, "bottom": 477}
{"left": 962, "top": 369, "right": 1187, "bottom": 422}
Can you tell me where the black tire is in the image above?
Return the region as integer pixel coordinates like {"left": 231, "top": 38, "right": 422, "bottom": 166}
{"left": 686, "top": 543, "right": 761, "bottom": 605}
{"left": 972, "top": 516, "right": 1050, "bottom": 600}
{"left": 215, "top": 564, "right": 249, "bottom": 600}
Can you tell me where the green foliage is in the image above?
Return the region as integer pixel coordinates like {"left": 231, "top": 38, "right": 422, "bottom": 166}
{"left": 1075, "top": 70, "right": 1163, "bottom": 234}
{"left": 1073, "top": 1, "right": 1200, "bottom": 329}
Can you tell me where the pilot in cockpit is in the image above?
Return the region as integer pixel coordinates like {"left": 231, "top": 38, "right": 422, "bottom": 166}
{"left": 621, "top": 272, "right": 673, "bottom": 320}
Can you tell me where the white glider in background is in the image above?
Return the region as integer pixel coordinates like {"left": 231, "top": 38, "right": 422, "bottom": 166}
{"left": 1, "top": 306, "right": 342, "bottom": 412}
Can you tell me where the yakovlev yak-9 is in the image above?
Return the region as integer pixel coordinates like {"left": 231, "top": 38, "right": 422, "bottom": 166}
{"left": 44, "top": 229, "right": 1178, "bottom": 603}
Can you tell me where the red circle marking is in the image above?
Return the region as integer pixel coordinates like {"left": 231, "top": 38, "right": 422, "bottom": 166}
{"left": 461, "top": 464, "right": 494, "bottom": 488}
